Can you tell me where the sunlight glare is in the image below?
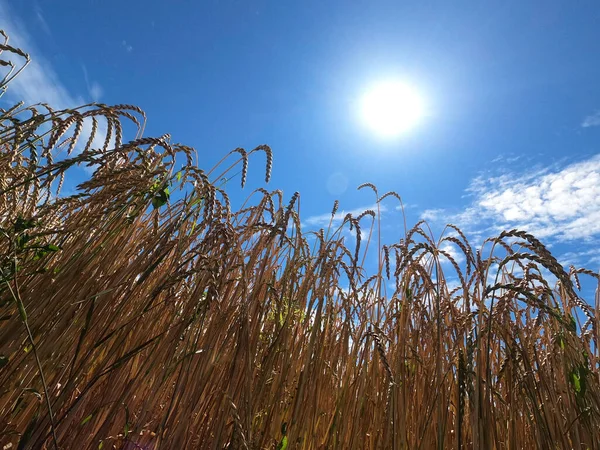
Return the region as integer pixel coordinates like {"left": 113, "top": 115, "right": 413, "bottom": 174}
{"left": 360, "top": 81, "right": 425, "bottom": 138}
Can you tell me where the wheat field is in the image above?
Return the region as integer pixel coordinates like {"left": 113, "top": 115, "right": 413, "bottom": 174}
{"left": 1, "top": 30, "right": 599, "bottom": 450}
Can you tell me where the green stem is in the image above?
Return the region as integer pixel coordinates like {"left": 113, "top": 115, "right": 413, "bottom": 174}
{"left": 0, "top": 254, "right": 59, "bottom": 449}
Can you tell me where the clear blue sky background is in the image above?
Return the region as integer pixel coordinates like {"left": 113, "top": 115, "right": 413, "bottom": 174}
{"left": 1, "top": 0, "right": 599, "bottom": 298}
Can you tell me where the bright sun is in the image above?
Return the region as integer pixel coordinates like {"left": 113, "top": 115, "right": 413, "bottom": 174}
{"left": 360, "top": 80, "right": 425, "bottom": 138}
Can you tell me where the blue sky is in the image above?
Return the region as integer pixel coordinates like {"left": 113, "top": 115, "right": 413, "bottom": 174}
{"left": 1, "top": 0, "right": 599, "bottom": 297}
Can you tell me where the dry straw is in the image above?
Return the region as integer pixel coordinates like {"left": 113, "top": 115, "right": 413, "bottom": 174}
{"left": 1, "top": 30, "right": 599, "bottom": 449}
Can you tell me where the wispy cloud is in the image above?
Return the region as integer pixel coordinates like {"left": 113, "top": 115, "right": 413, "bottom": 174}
{"left": 82, "top": 64, "right": 103, "bottom": 102}
{"left": 582, "top": 111, "right": 600, "bottom": 128}
{"left": 420, "top": 208, "right": 444, "bottom": 221}
{"left": 0, "top": 1, "right": 108, "bottom": 164}
{"left": 394, "top": 202, "right": 417, "bottom": 211}
{"left": 121, "top": 40, "right": 133, "bottom": 53}
{"left": 304, "top": 203, "right": 388, "bottom": 228}
{"left": 1, "top": 1, "right": 79, "bottom": 108}
{"left": 34, "top": 4, "right": 51, "bottom": 36}
{"left": 439, "top": 243, "right": 465, "bottom": 265}
{"left": 557, "top": 248, "right": 600, "bottom": 268}
{"left": 89, "top": 82, "right": 103, "bottom": 102}
{"left": 490, "top": 154, "right": 523, "bottom": 164}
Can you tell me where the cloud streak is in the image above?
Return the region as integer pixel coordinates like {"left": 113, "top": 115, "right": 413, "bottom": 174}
{"left": 121, "top": 40, "right": 133, "bottom": 53}
{"left": 34, "top": 4, "right": 51, "bottom": 36}
{"left": 304, "top": 203, "right": 388, "bottom": 228}
{"left": 582, "top": 111, "right": 600, "bottom": 128}
{"left": 82, "top": 64, "right": 103, "bottom": 102}
{"left": 420, "top": 208, "right": 444, "bottom": 222}
{"left": 0, "top": 1, "right": 81, "bottom": 108}
{"left": 0, "top": 0, "right": 108, "bottom": 162}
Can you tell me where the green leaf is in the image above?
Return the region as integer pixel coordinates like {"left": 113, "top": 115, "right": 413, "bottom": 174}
{"left": 189, "top": 196, "right": 204, "bottom": 208}
{"left": 0, "top": 355, "right": 8, "bottom": 368}
{"left": 151, "top": 188, "right": 169, "bottom": 209}
{"left": 276, "top": 436, "right": 288, "bottom": 450}
{"left": 81, "top": 414, "right": 93, "bottom": 425}
{"left": 276, "top": 422, "right": 288, "bottom": 450}
{"left": 32, "top": 244, "right": 61, "bottom": 261}
{"left": 568, "top": 314, "right": 577, "bottom": 332}
{"left": 176, "top": 171, "right": 182, "bottom": 182}
{"left": 555, "top": 332, "right": 565, "bottom": 350}
{"left": 16, "top": 233, "right": 32, "bottom": 249}
{"left": 582, "top": 351, "right": 589, "bottom": 365}
{"left": 17, "top": 300, "right": 27, "bottom": 321}
{"left": 98, "top": 441, "right": 104, "bottom": 449}
{"left": 571, "top": 371, "right": 581, "bottom": 394}
{"left": 123, "top": 402, "right": 131, "bottom": 437}
{"left": 14, "top": 217, "right": 36, "bottom": 232}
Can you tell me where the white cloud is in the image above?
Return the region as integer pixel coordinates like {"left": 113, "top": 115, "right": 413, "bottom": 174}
{"left": 491, "top": 154, "right": 523, "bottom": 164}
{"left": 582, "top": 111, "right": 600, "bottom": 128}
{"left": 82, "top": 64, "right": 103, "bottom": 102}
{"left": 420, "top": 208, "right": 444, "bottom": 221}
{"left": 395, "top": 202, "right": 416, "bottom": 211}
{"left": 34, "top": 5, "right": 51, "bottom": 36}
{"left": 304, "top": 203, "right": 387, "bottom": 228}
{"left": 419, "top": 154, "right": 600, "bottom": 250}
{"left": 1, "top": 3, "right": 78, "bottom": 108}
{"left": 442, "top": 278, "right": 463, "bottom": 294}
{"left": 558, "top": 248, "right": 600, "bottom": 268}
{"left": 89, "top": 81, "right": 103, "bottom": 102}
{"left": 439, "top": 243, "right": 465, "bottom": 265}
{"left": 1, "top": 1, "right": 108, "bottom": 156}
{"left": 122, "top": 40, "right": 133, "bottom": 53}
{"left": 473, "top": 155, "right": 600, "bottom": 240}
